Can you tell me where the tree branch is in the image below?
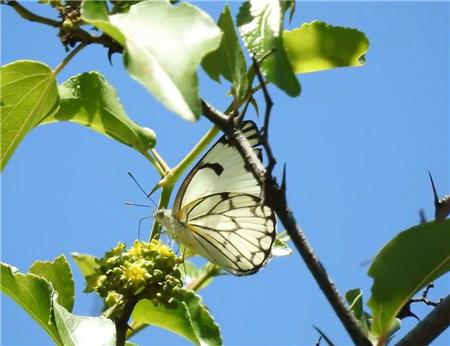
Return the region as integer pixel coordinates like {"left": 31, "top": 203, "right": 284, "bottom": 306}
{"left": 395, "top": 294, "right": 450, "bottom": 346}
{"left": 3, "top": 0, "right": 60, "bottom": 27}
{"left": 3, "top": 1, "right": 121, "bottom": 51}
{"left": 201, "top": 100, "right": 372, "bottom": 346}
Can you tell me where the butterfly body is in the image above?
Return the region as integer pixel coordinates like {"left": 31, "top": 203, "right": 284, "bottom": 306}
{"left": 155, "top": 122, "right": 276, "bottom": 276}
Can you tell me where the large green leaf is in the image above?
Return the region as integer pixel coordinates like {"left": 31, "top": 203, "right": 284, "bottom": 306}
{"left": 1, "top": 60, "right": 59, "bottom": 170}
{"left": 368, "top": 220, "right": 450, "bottom": 339}
{"left": 41, "top": 72, "right": 156, "bottom": 155}
{"left": 132, "top": 290, "right": 222, "bottom": 346}
{"left": 82, "top": 1, "right": 222, "bottom": 121}
{"left": 29, "top": 255, "right": 75, "bottom": 312}
{"left": 52, "top": 296, "right": 116, "bottom": 346}
{"left": 0, "top": 262, "right": 62, "bottom": 345}
{"left": 71, "top": 252, "right": 99, "bottom": 278}
{"left": 237, "top": 0, "right": 300, "bottom": 97}
{"left": 283, "top": 21, "right": 369, "bottom": 74}
{"left": 202, "top": 5, "right": 248, "bottom": 100}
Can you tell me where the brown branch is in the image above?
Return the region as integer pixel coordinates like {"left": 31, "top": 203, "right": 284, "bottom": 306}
{"left": 3, "top": 0, "right": 60, "bottom": 27}
{"left": 201, "top": 100, "right": 372, "bottom": 346}
{"left": 395, "top": 294, "right": 450, "bottom": 346}
{"left": 3, "top": 0, "right": 121, "bottom": 51}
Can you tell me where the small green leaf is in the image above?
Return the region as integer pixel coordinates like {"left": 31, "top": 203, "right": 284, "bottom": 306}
{"left": 345, "top": 289, "right": 364, "bottom": 321}
{"left": 132, "top": 290, "right": 222, "bottom": 346}
{"left": 202, "top": 5, "right": 248, "bottom": 100}
{"left": 41, "top": 72, "right": 156, "bottom": 155}
{"left": 368, "top": 220, "right": 450, "bottom": 338}
{"left": 29, "top": 255, "right": 74, "bottom": 312}
{"left": 80, "top": 0, "right": 125, "bottom": 44}
{"left": 82, "top": 1, "right": 222, "bottom": 121}
{"left": 52, "top": 296, "right": 115, "bottom": 346}
{"left": 1, "top": 60, "right": 59, "bottom": 170}
{"left": 237, "top": 0, "right": 300, "bottom": 97}
{"left": 71, "top": 252, "right": 99, "bottom": 278}
{"left": 283, "top": 21, "right": 369, "bottom": 74}
{"left": 179, "top": 261, "right": 220, "bottom": 291}
{"left": 0, "top": 262, "right": 62, "bottom": 345}
{"left": 272, "top": 233, "right": 293, "bottom": 257}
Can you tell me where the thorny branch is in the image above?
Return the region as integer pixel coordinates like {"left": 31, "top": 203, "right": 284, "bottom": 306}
{"left": 395, "top": 294, "right": 450, "bottom": 346}
{"left": 201, "top": 71, "right": 372, "bottom": 346}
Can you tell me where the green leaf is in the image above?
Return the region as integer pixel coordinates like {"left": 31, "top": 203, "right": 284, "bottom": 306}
{"left": 272, "top": 232, "right": 293, "bottom": 257}
{"left": 80, "top": 0, "right": 125, "bottom": 44}
{"left": 283, "top": 21, "right": 369, "bottom": 74}
{"left": 71, "top": 252, "right": 99, "bottom": 278}
{"left": 82, "top": 1, "right": 222, "bottom": 121}
{"left": 368, "top": 220, "right": 450, "bottom": 339}
{"left": 29, "top": 255, "right": 74, "bottom": 312}
{"left": 52, "top": 296, "right": 116, "bottom": 346}
{"left": 202, "top": 5, "right": 248, "bottom": 100}
{"left": 132, "top": 290, "right": 222, "bottom": 346}
{"left": 0, "top": 262, "right": 63, "bottom": 345}
{"left": 179, "top": 262, "right": 220, "bottom": 291}
{"left": 345, "top": 289, "right": 364, "bottom": 321}
{"left": 237, "top": 0, "right": 300, "bottom": 97}
{"left": 41, "top": 72, "right": 156, "bottom": 155}
{"left": 1, "top": 60, "right": 59, "bottom": 170}
{"left": 345, "top": 288, "right": 371, "bottom": 337}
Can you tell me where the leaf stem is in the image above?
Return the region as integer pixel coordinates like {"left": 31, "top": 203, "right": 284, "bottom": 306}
{"left": 143, "top": 150, "right": 165, "bottom": 177}
{"left": 53, "top": 42, "right": 88, "bottom": 76}
{"left": 186, "top": 264, "right": 221, "bottom": 291}
{"left": 149, "top": 185, "right": 173, "bottom": 241}
{"left": 150, "top": 148, "right": 170, "bottom": 174}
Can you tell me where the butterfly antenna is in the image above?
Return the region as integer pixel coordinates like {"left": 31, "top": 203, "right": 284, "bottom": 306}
{"left": 124, "top": 202, "right": 152, "bottom": 208}
{"left": 127, "top": 171, "right": 158, "bottom": 207}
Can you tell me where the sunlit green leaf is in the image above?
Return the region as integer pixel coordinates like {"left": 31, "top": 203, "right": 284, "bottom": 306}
{"left": 345, "top": 288, "right": 371, "bottom": 337}
{"left": 368, "top": 220, "right": 450, "bottom": 339}
{"left": 52, "top": 296, "right": 115, "bottom": 346}
{"left": 41, "top": 72, "right": 156, "bottom": 155}
{"left": 80, "top": 0, "right": 125, "bottom": 44}
{"left": 237, "top": 0, "right": 300, "bottom": 96}
{"left": 1, "top": 60, "right": 59, "bottom": 170}
{"left": 29, "top": 255, "right": 74, "bottom": 312}
{"left": 132, "top": 290, "right": 222, "bottom": 346}
{"left": 179, "top": 261, "right": 221, "bottom": 291}
{"left": 283, "top": 21, "right": 369, "bottom": 74}
{"left": 0, "top": 262, "right": 62, "bottom": 345}
{"left": 202, "top": 5, "right": 248, "bottom": 100}
{"left": 82, "top": 1, "right": 222, "bottom": 121}
{"left": 71, "top": 252, "right": 99, "bottom": 278}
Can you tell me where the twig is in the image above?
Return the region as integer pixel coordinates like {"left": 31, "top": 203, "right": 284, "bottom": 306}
{"left": 251, "top": 57, "right": 276, "bottom": 175}
{"left": 3, "top": 0, "right": 60, "bottom": 27}
{"left": 201, "top": 101, "right": 372, "bottom": 346}
{"left": 3, "top": 0, "right": 120, "bottom": 51}
{"left": 395, "top": 294, "right": 450, "bottom": 346}
{"left": 115, "top": 297, "right": 138, "bottom": 346}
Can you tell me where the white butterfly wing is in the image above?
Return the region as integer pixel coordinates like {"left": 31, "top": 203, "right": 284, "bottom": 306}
{"left": 177, "top": 193, "right": 275, "bottom": 275}
{"left": 173, "top": 121, "right": 262, "bottom": 212}
{"left": 171, "top": 121, "right": 276, "bottom": 275}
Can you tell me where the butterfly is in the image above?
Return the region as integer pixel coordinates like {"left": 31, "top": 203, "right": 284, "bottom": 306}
{"left": 154, "top": 121, "right": 276, "bottom": 275}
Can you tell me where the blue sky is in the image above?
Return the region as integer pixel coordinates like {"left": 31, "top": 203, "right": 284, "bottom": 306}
{"left": 2, "top": 1, "right": 449, "bottom": 345}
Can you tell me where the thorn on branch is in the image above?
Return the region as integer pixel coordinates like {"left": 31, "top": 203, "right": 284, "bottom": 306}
{"left": 428, "top": 172, "right": 450, "bottom": 222}
{"left": 397, "top": 282, "right": 443, "bottom": 321}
